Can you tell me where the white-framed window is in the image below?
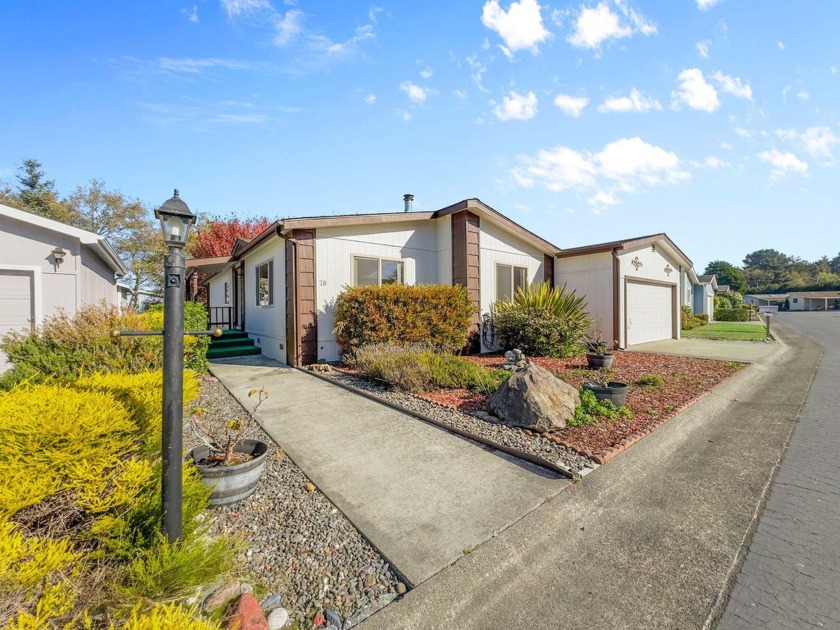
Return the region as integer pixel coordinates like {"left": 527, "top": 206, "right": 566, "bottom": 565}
{"left": 255, "top": 260, "right": 273, "bottom": 306}
{"left": 792, "top": 298, "right": 798, "bottom": 304}
{"left": 223, "top": 281, "right": 230, "bottom": 305}
{"left": 496, "top": 264, "right": 528, "bottom": 301}
{"left": 353, "top": 256, "right": 404, "bottom": 286}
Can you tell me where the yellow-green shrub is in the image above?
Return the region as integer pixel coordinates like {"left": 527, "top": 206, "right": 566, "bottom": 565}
{"left": 117, "top": 603, "right": 222, "bottom": 630}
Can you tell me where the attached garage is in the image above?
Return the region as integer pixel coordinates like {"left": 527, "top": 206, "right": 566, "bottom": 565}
{"left": 0, "top": 269, "right": 36, "bottom": 336}
{"left": 625, "top": 280, "right": 676, "bottom": 346}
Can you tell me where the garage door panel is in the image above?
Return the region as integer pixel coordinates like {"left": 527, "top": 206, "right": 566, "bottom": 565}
{"left": 627, "top": 281, "right": 674, "bottom": 345}
{"left": 0, "top": 270, "right": 35, "bottom": 335}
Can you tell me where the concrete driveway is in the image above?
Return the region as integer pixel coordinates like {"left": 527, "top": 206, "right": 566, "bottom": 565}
{"left": 629, "top": 336, "right": 780, "bottom": 363}
{"left": 209, "top": 357, "right": 568, "bottom": 587}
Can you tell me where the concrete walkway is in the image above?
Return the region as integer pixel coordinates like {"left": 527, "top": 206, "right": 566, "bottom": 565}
{"left": 629, "top": 336, "right": 780, "bottom": 362}
{"left": 717, "top": 312, "right": 840, "bottom": 629}
{"left": 358, "top": 323, "right": 821, "bottom": 629}
{"left": 209, "top": 357, "right": 568, "bottom": 587}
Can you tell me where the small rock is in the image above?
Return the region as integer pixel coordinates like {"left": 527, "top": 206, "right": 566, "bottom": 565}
{"left": 313, "top": 613, "right": 325, "bottom": 627}
{"left": 396, "top": 582, "right": 407, "bottom": 595}
{"left": 240, "top": 582, "right": 254, "bottom": 595}
{"left": 225, "top": 594, "right": 268, "bottom": 630}
{"left": 260, "top": 594, "right": 283, "bottom": 611}
{"left": 363, "top": 575, "right": 376, "bottom": 588}
{"left": 304, "top": 482, "right": 316, "bottom": 492}
{"left": 266, "top": 607, "right": 288, "bottom": 630}
{"left": 324, "top": 609, "right": 342, "bottom": 627}
{"left": 378, "top": 593, "right": 397, "bottom": 605}
{"left": 204, "top": 580, "right": 242, "bottom": 611}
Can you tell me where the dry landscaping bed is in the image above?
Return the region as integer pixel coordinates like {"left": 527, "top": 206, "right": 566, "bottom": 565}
{"left": 332, "top": 351, "right": 743, "bottom": 466}
{"left": 185, "top": 375, "right": 404, "bottom": 630}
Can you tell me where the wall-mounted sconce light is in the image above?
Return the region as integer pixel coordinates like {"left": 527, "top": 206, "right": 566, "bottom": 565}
{"left": 52, "top": 247, "right": 66, "bottom": 264}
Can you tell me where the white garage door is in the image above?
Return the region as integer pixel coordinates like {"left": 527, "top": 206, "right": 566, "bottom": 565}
{"left": 626, "top": 281, "right": 674, "bottom": 346}
{"left": 0, "top": 270, "right": 34, "bottom": 373}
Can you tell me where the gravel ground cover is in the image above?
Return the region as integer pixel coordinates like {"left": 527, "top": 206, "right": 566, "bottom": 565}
{"left": 324, "top": 369, "right": 596, "bottom": 472}
{"left": 185, "top": 375, "right": 403, "bottom": 629}
{"left": 463, "top": 352, "right": 744, "bottom": 458}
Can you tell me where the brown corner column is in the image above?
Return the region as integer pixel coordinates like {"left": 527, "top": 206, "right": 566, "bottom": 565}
{"left": 285, "top": 229, "right": 318, "bottom": 366}
{"left": 452, "top": 211, "right": 481, "bottom": 353}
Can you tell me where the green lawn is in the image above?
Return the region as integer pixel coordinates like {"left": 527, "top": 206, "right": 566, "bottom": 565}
{"left": 683, "top": 322, "right": 767, "bottom": 341}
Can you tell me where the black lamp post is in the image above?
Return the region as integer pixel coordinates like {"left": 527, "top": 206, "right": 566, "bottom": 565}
{"left": 154, "top": 189, "right": 196, "bottom": 543}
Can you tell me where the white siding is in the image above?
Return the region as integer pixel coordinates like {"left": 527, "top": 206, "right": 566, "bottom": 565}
{"left": 315, "top": 221, "right": 443, "bottom": 362}
{"left": 207, "top": 271, "right": 232, "bottom": 310}
{"left": 436, "top": 217, "right": 452, "bottom": 285}
{"left": 555, "top": 252, "right": 615, "bottom": 344}
{"left": 617, "top": 244, "right": 682, "bottom": 347}
{"left": 242, "top": 239, "right": 287, "bottom": 363}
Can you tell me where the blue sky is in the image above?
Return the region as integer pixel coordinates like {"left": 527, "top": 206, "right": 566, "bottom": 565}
{"left": 1, "top": 0, "right": 838, "bottom": 270}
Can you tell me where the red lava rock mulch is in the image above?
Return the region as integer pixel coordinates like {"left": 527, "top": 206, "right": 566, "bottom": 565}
{"left": 430, "top": 352, "right": 747, "bottom": 463}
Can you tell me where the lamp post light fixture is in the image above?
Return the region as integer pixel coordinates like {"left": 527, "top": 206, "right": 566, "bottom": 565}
{"left": 51, "top": 247, "right": 66, "bottom": 265}
{"left": 154, "top": 189, "right": 197, "bottom": 543}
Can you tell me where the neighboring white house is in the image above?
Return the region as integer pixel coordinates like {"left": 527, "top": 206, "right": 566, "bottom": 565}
{"left": 786, "top": 291, "right": 840, "bottom": 311}
{"left": 744, "top": 294, "right": 789, "bottom": 307}
{"left": 694, "top": 274, "right": 718, "bottom": 320}
{"left": 189, "top": 199, "right": 699, "bottom": 364}
{"left": 0, "top": 203, "right": 128, "bottom": 371}
{"left": 555, "top": 234, "right": 694, "bottom": 349}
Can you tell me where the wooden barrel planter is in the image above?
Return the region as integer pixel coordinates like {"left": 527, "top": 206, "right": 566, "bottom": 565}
{"left": 188, "top": 439, "right": 269, "bottom": 507}
{"left": 583, "top": 381, "right": 629, "bottom": 407}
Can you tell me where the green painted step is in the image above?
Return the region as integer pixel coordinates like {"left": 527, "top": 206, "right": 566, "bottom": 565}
{"left": 207, "top": 345, "right": 262, "bottom": 359}
{"left": 210, "top": 337, "right": 257, "bottom": 349}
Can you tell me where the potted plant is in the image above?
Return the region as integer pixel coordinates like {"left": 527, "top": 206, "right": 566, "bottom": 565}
{"left": 585, "top": 321, "right": 615, "bottom": 369}
{"left": 582, "top": 377, "right": 629, "bottom": 407}
{"left": 187, "top": 387, "right": 270, "bottom": 507}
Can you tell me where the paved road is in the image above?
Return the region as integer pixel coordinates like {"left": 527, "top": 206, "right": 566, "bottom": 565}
{"left": 716, "top": 312, "right": 840, "bottom": 630}
{"left": 360, "top": 323, "right": 821, "bottom": 629}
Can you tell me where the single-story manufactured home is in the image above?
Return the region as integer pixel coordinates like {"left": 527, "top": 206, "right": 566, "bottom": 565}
{"left": 694, "top": 274, "right": 718, "bottom": 321}
{"left": 189, "top": 197, "right": 701, "bottom": 365}
{"left": 744, "top": 294, "right": 789, "bottom": 307}
{"left": 0, "top": 203, "right": 128, "bottom": 370}
{"left": 787, "top": 291, "right": 840, "bottom": 311}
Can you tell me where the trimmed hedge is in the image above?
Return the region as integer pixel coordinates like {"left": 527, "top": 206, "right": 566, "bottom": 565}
{"left": 714, "top": 307, "right": 751, "bottom": 321}
{"left": 333, "top": 284, "right": 474, "bottom": 354}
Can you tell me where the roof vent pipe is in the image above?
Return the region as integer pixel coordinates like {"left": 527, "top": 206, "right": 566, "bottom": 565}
{"left": 403, "top": 194, "right": 414, "bottom": 212}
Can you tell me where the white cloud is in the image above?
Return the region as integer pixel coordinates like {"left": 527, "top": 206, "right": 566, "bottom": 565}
{"left": 419, "top": 67, "right": 434, "bottom": 79}
{"left": 493, "top": 90, "right": 538, "bottom": 120}
{"left": 758, "top": 149, "right": 808, "bottom": 177}
{"left": 396, "top": 109, "right": 412, "bottom": 122}
{"left": 553, "top": 93, "right": 589, "bottom": 117}
{"left": 797, "top": 89, "right": 811, "bottom": 101}
{"left": 400, "top": 81, "right": 431, "bottom": 104}
{"left": 308, "top": 24, "right": 375, "bottom": 57}
{"left": 369, "top": 6, "right": 384, "bottom": 23}
{"left": 155, "top": 57, "right": 254, "bottom": 74}
{"left": 832, "top": 66, "right": 838, "bottom": 75}
{"left": 733, "top": 127, "right": 751, "bottom": 139}
{"left": 696, "top": 0, "right": 722, "bottom": 9}
{"left": 719, "top": 141, "right": 733, "bottom": 150}
{"left": 182, "top": 5, "right": 199, "bottom": 22}
{"left": 511, "top": 136, "right": 688, "bottom": 207}
{"left": 481, "top": 0, "right": 550, "bottom": 54}
{"left": 363, "top": 93, "right": 376, "bottom": 105}
{"left": 692, "top": 156, "right": 730, "bottom": 169}
{"left": 273, "top": 9, "right": 304, "bottom": 45}
{"left": 712, "top": 71, "right": 752, "bottom": 101}
{"left": 568, "top": 2, "right": 657, "bottom": 49}
{"left": 220, "top": 0, "right": 272, "bottom": 19}
{"left": 671, "top": 68, "right": 720, "bottom": 112}
{"left": 466, "top": 55, "right": 490, "bottom": 93}
{"left": 777, "top": 126, "right": 839, "bottom": 160}
{"left": 598, "top": 88, "right": 662, "bottom": 113}
{"left": 777, "top": 41, "right": 785, "bottom": 51}
{"left": 587, "top": 190, "right": 620, "bottom": 212}
{"left": 453, "top": 89, "right": 468, "bottom": 100}
{"left": 696, "top": 40, "right": 710, "bottom": 58}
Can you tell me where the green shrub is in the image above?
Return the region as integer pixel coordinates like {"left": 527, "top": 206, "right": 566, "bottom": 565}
{"left": 714, "top": 307, "right": 751, "bottom": 321}
{"left": 714, "top": 291, "right": 744, "bottom": 309}
{"left": 351, "top": 343, "right": 505, "bottom": 395}
{"left": 681, "top": 305, "right": 706, "bottom": 330}
{"left": 633, "top": 374, "right": 665, "bottom": 388}
{"left": 493, "top": 282, "right": 590, "bottom": 358}
{"left": 569, "top": 389, "right": 632, "bottom": 427}
{"left": 0, "top": 302, "right": 210, "bottom": 390}
{"left": 333, "top": 284, "right": 474, "bottom": 354}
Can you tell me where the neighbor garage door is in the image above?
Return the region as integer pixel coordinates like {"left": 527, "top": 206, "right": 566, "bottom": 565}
{"left": 626, "top": 281, "right": 674, "bottom": 346}
{"left": 0, "top": 270, "right": 34, "bottom": 372}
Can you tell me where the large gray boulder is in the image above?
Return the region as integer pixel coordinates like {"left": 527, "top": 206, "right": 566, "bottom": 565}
{"left": 487, "top": 363, "right": 580, "bottom": 430}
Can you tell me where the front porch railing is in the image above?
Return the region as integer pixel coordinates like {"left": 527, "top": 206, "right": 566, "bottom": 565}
{"left": 208, "top": 306, "right": 236, "bottom": 330}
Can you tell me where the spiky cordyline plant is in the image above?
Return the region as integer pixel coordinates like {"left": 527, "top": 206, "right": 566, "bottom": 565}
{"left": 493, "top": 281, "right": 591, "bottom": 324}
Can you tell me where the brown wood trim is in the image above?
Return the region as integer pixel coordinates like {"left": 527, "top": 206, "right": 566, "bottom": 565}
{"left": 285, "top": 229, "right": 318, "bottom": 366}
{"left": 557, "top": 233, "right": 693, "bottom": 269}
{"left": 285, "top": 239, "right": 296, "bottom": 365}
{"left": 452, "top": 211, "right": 481, "bottom": 353}
{"left": 282, "top": 212, "right": 435, "bottom": 230}
{"left": 543, "top": 254, "right": 554, "bottom": 287}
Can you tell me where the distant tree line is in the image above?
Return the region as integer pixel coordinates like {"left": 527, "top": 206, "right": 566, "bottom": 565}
{"left": 705, "top": 249, "right": 840, "bottom": 295}
{"left": 1, "top": 159, "right": 270, "bottom": 308}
